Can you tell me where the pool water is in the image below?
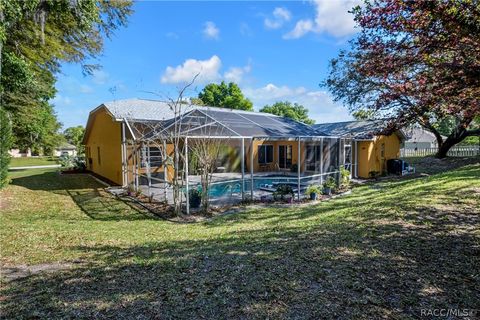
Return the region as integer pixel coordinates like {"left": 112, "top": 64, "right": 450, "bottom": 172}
{"left": 194, "top": 176, "right": 304, "bottom": 198}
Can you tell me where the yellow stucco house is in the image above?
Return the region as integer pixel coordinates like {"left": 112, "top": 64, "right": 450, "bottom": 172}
{"left": 82, "top": 99, "right": 351, "bottom": 188}
{"left": 314, "top": 120, "right": 406, "bottom": 178}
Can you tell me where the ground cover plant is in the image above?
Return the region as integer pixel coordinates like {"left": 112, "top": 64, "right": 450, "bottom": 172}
{"left": 1, "top": 158, "right": 479, "bottom": 319}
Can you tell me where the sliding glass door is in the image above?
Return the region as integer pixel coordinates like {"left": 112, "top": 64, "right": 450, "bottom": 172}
{"left": 278, "top": 145, "right": 292, "bottom": 169}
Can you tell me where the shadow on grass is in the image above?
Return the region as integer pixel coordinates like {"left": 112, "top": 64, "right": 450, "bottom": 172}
{"left": 206, "top": 164, "right": 480, "bottom": 228}
{"left": 11, "top": 170, "right": 157, "bottom": 222}
{"left": 2, "top": 199, "right": 479, "bottom": 319}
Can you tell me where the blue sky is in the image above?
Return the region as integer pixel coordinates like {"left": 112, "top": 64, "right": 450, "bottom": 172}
{"left": 52, "top": 0, "right": 361, "bottom": 129}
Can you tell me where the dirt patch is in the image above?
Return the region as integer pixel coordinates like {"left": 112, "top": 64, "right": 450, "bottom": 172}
{"left": 1, "top": 263, "right": 73, "bottom": 282}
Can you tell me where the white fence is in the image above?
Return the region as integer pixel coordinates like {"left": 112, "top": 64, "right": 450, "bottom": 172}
{"left": 401, "top": 146, "right": 480, "bottom": 157}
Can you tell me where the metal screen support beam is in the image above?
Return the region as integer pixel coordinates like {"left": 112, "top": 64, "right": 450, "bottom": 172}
{"left": 185, "top": 137, "right": 190, "bottom": 215}
{"left": 338, "top": 138, "right": 342, "bottom": 185}
{"left": 133, "top": 141, "right": 139, "bottom": 191}
{"left": 297, "top": 136, "right": 301, "bottom": 201}
{"left": 121, "top": 122, "right": 127, "bottom": 187}
{"left": 355, "top": 140, "right": 358, "bottom": 178}
{"left": 250, "top": 138, "right": 254, "bottom": 200}
{"left": 146, "top": 143, "right": 152, "bottom": 198}
{"left": 163, "top": 140, "right": 168, "bottom": 202}
{"left": 320, "top": 138, "right": 324, "bottom": 185}
{"left": 241, "top": 138, "right": 245, "bottom": 201}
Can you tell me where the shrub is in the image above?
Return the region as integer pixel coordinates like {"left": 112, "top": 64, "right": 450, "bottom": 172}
{"left": 73, "top": 157, "right": 86, "bottom": 171}
{"left": 340, "top": 167, "right": 351, "bottom": 188}
{"left": 273, "top": 184, "right": 294, "bottom": 201}
{"left": 189, "top": 189, "right": 201, "bottom": 208}
{"left": 60, "top": 155, "right": 86, "bottom": 171}
{"left": 0, "top": 109, "right": 13, "bottom": 188}
{"left": 59, "top": 155, "right": 75, "bottom": 168}
{"left": 323, "top": 176, "right": 337, "bottom": 190}
{"left": 305, "top": 185, "right": 322, "bottom": 195}
{"left": 369, "top": 171, "right": 381, "bottom": 179}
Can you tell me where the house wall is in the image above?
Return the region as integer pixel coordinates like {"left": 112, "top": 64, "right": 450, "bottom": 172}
{"left": 247, "top": 139, "right": 306, "bottom": 173}
{"left": 84, "top": 108, "right": 123, "bottom": 185}
{"left": 404, "top": 141, "right": 434, "bottom": 149}
{"left": 54, "top": 149, "right": 77, "bottom": 157}
{"left": 356, "top": 134, "right": 401, "bottom": 178}
{"left": 8, "top": 149, "right": 32, "bottom": 158}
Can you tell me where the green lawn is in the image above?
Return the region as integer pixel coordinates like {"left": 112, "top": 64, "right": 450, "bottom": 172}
{"left": 9, "top": 156, "right": 59, "bottom": 167}
{"left": 1, "top": 161, "right": 479, "bottom": 319}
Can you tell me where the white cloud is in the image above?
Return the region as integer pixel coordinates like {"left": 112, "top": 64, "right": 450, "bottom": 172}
{"left": 92, "top": 70, "right": 109, "bottom": 85}
{"left": 203, "top": 21, "right": 220, "bottom": 40}
{"left": 284, "top": 0, "right": 361, "bottom": 39}
{"left": 264, "top": 7, "right": 291, "bottom": 29}
{"left": 243, "top": 83, "right": 352, "bottom": 123}
{"left": 161, "top": 55, "right": 222, "bottom": 84}
{"left": 240, "top": 22, "right": 253, "bottom": 37}
{"left": 223, "top": 61, "right": 252, "bottom": 84}
{"left": 79, "top": 84, "right": 93, "bottom": 94}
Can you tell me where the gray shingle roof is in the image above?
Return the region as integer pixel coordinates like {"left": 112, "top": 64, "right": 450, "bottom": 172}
{"left": 313, "top": 120, "right": 389, "bottom": 140}
{"left": 103, "top": 98, "right": 182, "bottom": 121}
{"left": 108, "top": 98, "right": 327, "bottom": 139}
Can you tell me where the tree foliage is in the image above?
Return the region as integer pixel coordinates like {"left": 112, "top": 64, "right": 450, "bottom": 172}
{"left": 260, "top": 101, "right": 315, "bottom": 125}
{"left": 197, "top": 81, "right": 253, "bottom": 111}
{"left": 0, "top": 107, "right": 12, "bottom": 188}
{"left": 64, "top": 125, "right": 85, "bottom": 154}
{"left": 352, "top": 109, "right": 376, "bottom": 121}
{"left": 1, "top": 0, "right": 132, "bottom": 154}
{"left": 324, "top": 0, "right": 480, "bottom": 158}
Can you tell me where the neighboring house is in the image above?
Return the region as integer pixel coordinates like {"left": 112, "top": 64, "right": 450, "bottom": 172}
{"left": 82, "top": 99, "right": 352, "bottom": 186}
{"left": 402, "top": 127, "right": 445, "bottom": 149}
{"left": 314, "top": 120, "right": 406, "bottom": 178}
{"left": 55, "top": 143, "right": 77, "bottom": 157}
{"left": 9, "top": 149, "right": 32, "bottom": 158}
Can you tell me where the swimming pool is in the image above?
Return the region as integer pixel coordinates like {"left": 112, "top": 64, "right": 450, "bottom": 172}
{"left": 191, "top": 176, "right": 307, "bottom": 198}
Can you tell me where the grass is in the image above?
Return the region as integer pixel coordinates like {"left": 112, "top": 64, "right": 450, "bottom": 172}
{"left": 1, "top": 159, "right": 479, "bottom": 319}
{"left": 9, "top": 156, "right": 58, "bottom": 167}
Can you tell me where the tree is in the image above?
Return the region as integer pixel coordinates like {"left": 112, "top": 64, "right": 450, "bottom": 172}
{"left": 352, "top": 109, "right": 376, "bottom": 121}
{"left": 188, "top": 126, "right": 225, "bottom": 215}
{"left": 323, "top": 0, "right": 480, "bottom": 158}
{"left": 260, "top": 101, "right": 315, "bottom": 125}
{"left": 0, "top": 107, "right": 12, "bottom": 188}
{"left": 197, "top": 81, "right": 253, "bottom": 111}
{"left": 1, "top": 1, "right": 132, "bottom": 156}
{"left": 64, "top": 125, "right": 85, "bottom": 154}
{"left": 129, "top": 76, "right": 199, "bottom": 216}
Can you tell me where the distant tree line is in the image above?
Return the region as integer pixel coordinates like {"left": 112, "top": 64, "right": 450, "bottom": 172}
{"left": 0, "top": 0, "right": 133, "bottom": 188}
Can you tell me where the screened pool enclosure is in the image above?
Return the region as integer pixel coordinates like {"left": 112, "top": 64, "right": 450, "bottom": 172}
{"left": 121, "top": 107, "right": 357, "bottom": 212}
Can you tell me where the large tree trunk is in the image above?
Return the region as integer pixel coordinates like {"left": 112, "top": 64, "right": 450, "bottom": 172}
{"left": 435, "top": 120, "right": 479, "bottom": 158}
{"left": 418, "top": 116, "right": 445, "bottom": 154}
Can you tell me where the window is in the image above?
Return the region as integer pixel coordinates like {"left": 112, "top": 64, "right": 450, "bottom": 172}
{"left": 258, "top": 145, "right": 273, "bottom": 164}
{"left": 141, "top": 145, "right": 163, "bottom": 168}
{"left": 278, "top": 145, "right": 292, "bottom": 169}
{"left": 97, "top": 146, "right": 101, "bottom": 165}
